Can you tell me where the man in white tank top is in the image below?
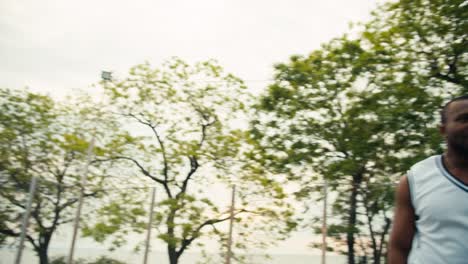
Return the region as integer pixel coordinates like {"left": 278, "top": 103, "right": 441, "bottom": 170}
{"left": 388, "top": 95, "right": 468, "bottom": 264}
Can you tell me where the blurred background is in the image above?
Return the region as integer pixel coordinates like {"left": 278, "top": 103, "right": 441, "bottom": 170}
{"left": 1, "top": 0, "right": 466, "bottom": 263}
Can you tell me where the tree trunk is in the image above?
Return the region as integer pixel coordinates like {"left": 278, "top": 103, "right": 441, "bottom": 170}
{"left": 166, "top": 206, "right": 179, "bottom": 264}
{"left": 37, "top": 232, "right": 52, "bottom": 264}
{"left": 347, "top": 182, "right": 359, "bottom": 264}
{"left": 374, "top": 217, "right": 391, "bottom": 264}
{"left": 38, "top": 245, "right": 49, "bottom": 264}
{"left": 168, "top": 245, "right": 179, "bottom": 264}
{"left": 364, "top": 205, "right": 378, "bottom": 264}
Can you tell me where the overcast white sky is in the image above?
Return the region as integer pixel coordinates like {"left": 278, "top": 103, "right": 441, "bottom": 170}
{"left": 1, "top": 0, "right": 383, "bottom": 257}
{"left": 1, "top": 0, "right": 382, "bottom": 97}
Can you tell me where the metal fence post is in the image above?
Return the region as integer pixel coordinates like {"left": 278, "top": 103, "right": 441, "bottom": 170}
{"left": 67, "top": 138, "right": 95, "bottom": 264}
{"left": 225, "top": 185, "right": 236, "bottom": 264}
{"left": 14, "top": 176, "right": 38, "bottom": 264}
{"left": 143, "top": 187, "right": 157, "bottom": 264}
{"left": 321, "top": 180, "right": 328, "bottom": 264}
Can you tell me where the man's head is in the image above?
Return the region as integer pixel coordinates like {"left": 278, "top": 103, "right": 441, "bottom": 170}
{"left": 440, "top": 95, "right": 468, "bottom": 155}
{"left": 441, "top": 95, "right": 468, "bottom": 124}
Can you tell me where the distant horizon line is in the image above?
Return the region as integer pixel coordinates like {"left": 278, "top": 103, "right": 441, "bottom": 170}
{"left": 0, "top": 247, "right": 343, "bottom": 257}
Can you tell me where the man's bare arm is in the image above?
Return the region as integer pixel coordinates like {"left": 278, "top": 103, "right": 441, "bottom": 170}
{"left": 388, "top": 176, "right": 416, "bottom": 264}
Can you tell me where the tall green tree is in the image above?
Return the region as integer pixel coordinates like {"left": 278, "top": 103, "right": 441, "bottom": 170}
{"left": 363, "top": 0, "right": 467, "bottom": 95}
{"left": 0, "top": 88, "right": 124, "bottom": 264}
{"left": 252, "top": 38, "right": 445, "bottom": 264}
{"left": 83, "top": 58, "right": 295, "bottom": 264}
{"left": 253, "top": 0, "right": 466, "bottom": 263}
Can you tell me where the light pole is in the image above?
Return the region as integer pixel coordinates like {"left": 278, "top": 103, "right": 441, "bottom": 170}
{"left": 321, "top": 180, "right": 328, "bottom": 264}
{"left": 143, "top": 187, "right": 157, "bottom": 264}
{"left": 225, "top": 185, "right": 236, "bottom": 264}
{"left": 14, "top": 177, "right": 38, "bottom": 264}
{"left": 67, "top": 138, "right": 95, "bottom": 264}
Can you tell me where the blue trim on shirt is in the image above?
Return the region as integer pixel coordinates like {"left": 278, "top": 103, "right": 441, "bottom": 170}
{"left": 436, "top": 155, "right": 468, "bottom": 193}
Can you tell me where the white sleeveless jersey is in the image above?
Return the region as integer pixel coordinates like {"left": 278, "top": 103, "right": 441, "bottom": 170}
{"left": 407, "top": 155, "right": 468, "bottom": 264}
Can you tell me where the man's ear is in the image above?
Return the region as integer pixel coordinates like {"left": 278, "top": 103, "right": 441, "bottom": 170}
{"left": 439, "top": 124, "right": 446, "bottom": 137}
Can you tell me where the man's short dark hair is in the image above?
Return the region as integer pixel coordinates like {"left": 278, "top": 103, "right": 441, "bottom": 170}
{"left": 441, "top": 95, "right": 468, "bottom": 124}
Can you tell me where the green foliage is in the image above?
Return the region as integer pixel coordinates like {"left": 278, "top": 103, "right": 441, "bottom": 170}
{"left": 50, "top": 256, "right": 126, "bottom": 264}
{"left": 253, "top": 0, "right": 466, "bottom": 262}
{"left": 50, "top": 256, "right": 86, "bottom": 264}
{"left": 83, "top": 58, "right": 295, "bottom": 264}
{"left": 364, "top": 0, "right": 467, "bottom": 95}
{"left": 0, "top": 88, "right": 126, "bottom": 264}
{"left": 87, "top": 256, "right": 127, "bottom": 264}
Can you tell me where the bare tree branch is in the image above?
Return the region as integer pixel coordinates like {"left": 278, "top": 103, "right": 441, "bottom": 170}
{"left": 177, "top": 209, "right": 250, "bottom": 256}
{"left": 0, "top": 228, "right": 19, "bottom": 237}
{"left": 177, "top": 215, "right": 232, "bottom": 257}
{"left": 105, "top": 156, "right": 173, "bottom": 198}
{"left": 176, "top": 156, "right": 199, "bottom": 198}
{"left": 121, "top": 112, "right": 172, "bottom": 197}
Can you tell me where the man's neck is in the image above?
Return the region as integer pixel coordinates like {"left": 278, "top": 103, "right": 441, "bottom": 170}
{"left": 443, "top": 150, "right": 468, "bottom": 183}
{"left": 445, "top": 149, "right": 468, "bottom": 168}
